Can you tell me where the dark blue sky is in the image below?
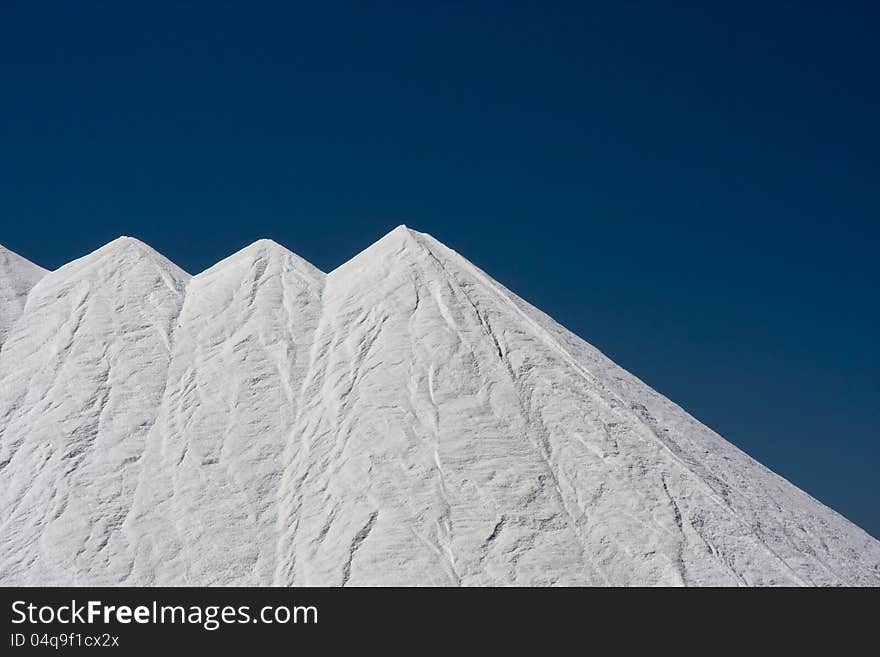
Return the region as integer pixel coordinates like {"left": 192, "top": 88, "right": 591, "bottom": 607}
{"left": 2, "top": 2, "right": 877, "bottom": 537}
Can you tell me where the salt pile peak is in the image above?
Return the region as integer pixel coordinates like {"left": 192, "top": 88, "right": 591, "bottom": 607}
{"left": 0, "top": 243, "right": 48, "bottom": 347}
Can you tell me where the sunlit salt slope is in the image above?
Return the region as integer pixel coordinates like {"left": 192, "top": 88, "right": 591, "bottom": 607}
{"left": 0, "top": 228, "right": 878, "bottom": 586}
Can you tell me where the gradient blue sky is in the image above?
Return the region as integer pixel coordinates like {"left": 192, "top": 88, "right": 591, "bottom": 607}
{"left": 2, "top": 2, "right": 877, "bottom": 537}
